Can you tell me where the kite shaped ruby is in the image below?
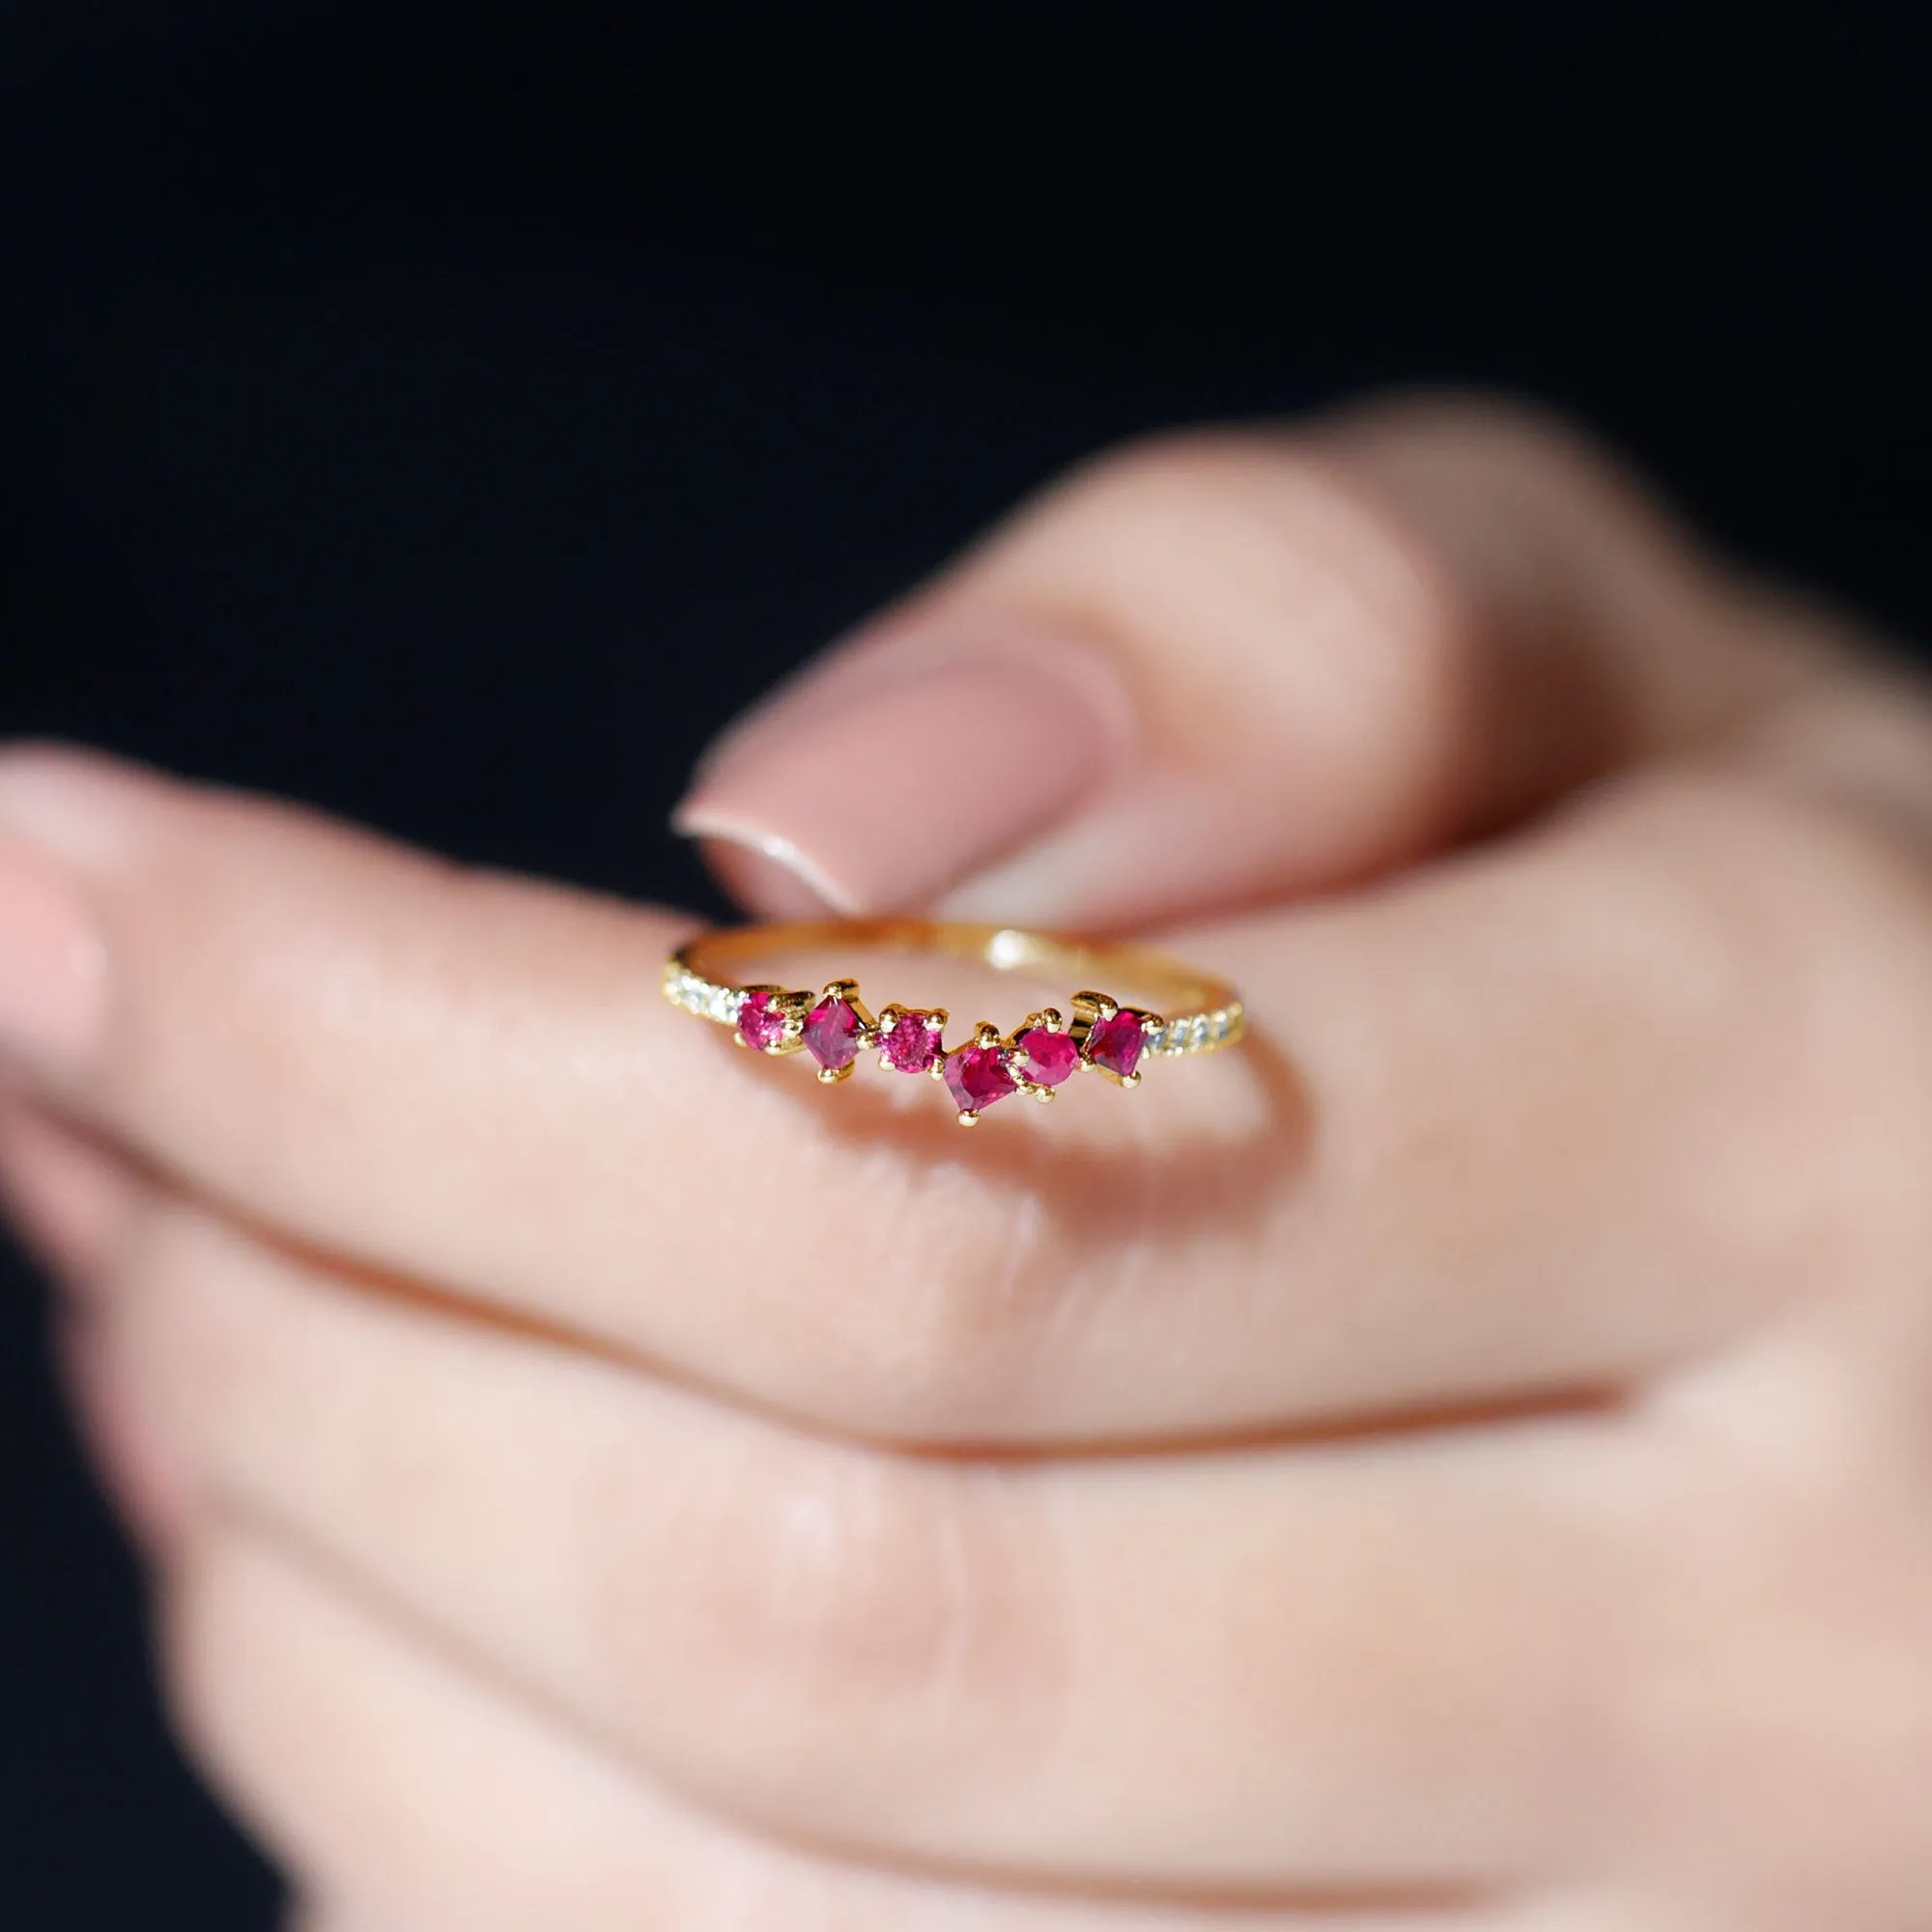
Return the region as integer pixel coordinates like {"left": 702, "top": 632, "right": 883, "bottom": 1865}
{"left": 1017, "top": 1026, "right": 1080, "bottom": 1088}
{"left": 944, "top": 1042, "right": 1018, "bottom": 1116}
{"left": 879, "top": 1009, "right": 945, "bottom": 1074}
{"left": 1084, "top": 1010, "right": 1148, "bottom": 1079}
{"left": 803, "top": 994, "right": 864, "bottom": 1071}
{"left": 737, "top": 989, "right": 790, "bottom": 1053}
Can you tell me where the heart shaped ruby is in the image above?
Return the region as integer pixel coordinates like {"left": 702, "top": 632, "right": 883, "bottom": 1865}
{"left": 1084, "top": 1009, "right": 1148, "bottom": 1079}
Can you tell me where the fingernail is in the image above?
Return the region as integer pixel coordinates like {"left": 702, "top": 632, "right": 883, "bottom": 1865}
{"left": 673, "top": 632, "right": 1131, "bottom": 915}
{"left": 0, "top": 836, "right": 108, "bottom": 1077}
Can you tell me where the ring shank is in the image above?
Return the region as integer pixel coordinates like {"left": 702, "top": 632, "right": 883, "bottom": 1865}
{"left": 665, "top": 921, "right": 1244, "bottom": 1058}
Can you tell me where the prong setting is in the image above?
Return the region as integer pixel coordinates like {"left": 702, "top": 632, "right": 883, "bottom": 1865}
{"left": 1078, "top": 1001, "right": 1161, "bottom": 1085}
{"left": 737, "top": 984, "right": 811, "bottom": 1054}
{"left": 877, "top": 1002, "right": 948, "bottom": 1075}
{"left": 679, "top": 959, "right": 1215, "bottom": 1122}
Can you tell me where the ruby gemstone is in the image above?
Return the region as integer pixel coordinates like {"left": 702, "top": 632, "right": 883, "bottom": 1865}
{"left": 879, "top": 1009, "right": 945, "bottom": 1074}
{"left": 737, "top": 989, "right": 791, "bottom": 1053}
{"left": 803, "top": 994, "right": 864, "bottom": 1071}
{"left": 1084, "top": 1010, "right": 1148, "bottom": 1079}
{"left": 944, "top": 1042, "right": 1018, "bottom": 1116}
{"left": 1017, "top": 1026, "right": 1081, "bottom": 1088}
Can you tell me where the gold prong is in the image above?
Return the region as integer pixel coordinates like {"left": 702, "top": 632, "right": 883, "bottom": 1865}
{"left": 732, "top": 1034, "right": 750, "bottom": 1049}
{"left": 1119, "top": 1070, "right": 1142, "bottom": 1091}
{"left": 972, "top": 1020, "right": 1003, "bottom": 1050}
{"left": 928, "top": 1059, "right": 947, "bottom": 1081}
{"left": 929, "top": 1008, "right": 950, "bottom": 1030}
{"left": 878, "top": 1004, "right": 903, "bottom": 1032}
{"left": 1034, "top": 1087, "right": 1055, "bottom": 1104}
{"left": 816, "top": 1063, "right": 854, "bottom": 1085}
{"left": 1071, "top": 989, "right": 1119, "bottom": 1021}
{"left": 955, "top": 1109, "right": 980, "bottom": 1127}
{"left": 820, "top": 977, "right": 860, "bottom": 1000}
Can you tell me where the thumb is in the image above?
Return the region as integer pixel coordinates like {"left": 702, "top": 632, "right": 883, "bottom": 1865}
{"left": 674, "top": 396, "right": 1830, "bottom": 930}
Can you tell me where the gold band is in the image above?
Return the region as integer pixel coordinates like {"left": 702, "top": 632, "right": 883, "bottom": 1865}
{"left": 664, "top": 920, "right": 1244, "bottom": 1124}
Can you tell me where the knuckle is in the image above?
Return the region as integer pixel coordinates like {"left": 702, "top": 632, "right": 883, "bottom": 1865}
{"left": 1320, "top": 388, "right": 1634, "bottom": 499}
{"left": 156, "top": 1530, "right": 422, "bottom": 1909}
{"left": 993, "top": 423, "right": 1479, "bottom": 738}
{"left": 107, "top": 1200, "right": 262, "bottom": 1457}
{"left": 640, "top": 1443, "right": 1061, "bottom": 1771}
{"left": 1611, "top": 1425, "right": 1932, "bottom": 1889}
{"left": 849, "top": 1243, "right": 1064, "bottom": 1437}
{"left": 1574, "top": 769, "right": 1932, "bottom": 1262}
{"left": 152, "top": 1527, "right": 271, "bottom": 1814}
{"left": 767, "top": 1155, "right": 1081, "bottom": 1437}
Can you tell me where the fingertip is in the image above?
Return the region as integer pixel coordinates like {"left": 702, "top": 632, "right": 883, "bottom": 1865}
{"left": 0, "top": 740, "right": 174, "bottom": 864}
{"left": 673, "top": 644, "right": 1124, "bottom": 923}
{"left": 0, "top": 1094, "right": 138, "bottom": 1287}
{"left": 0, "top": 834, "right": 111, "bottom": 1083}
{"left": 55, "top": 1297, "right": 199, "bottom": 1556}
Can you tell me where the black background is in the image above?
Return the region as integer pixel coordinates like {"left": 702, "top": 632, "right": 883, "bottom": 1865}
{"left": 2, "top": 5, "right": 1927, "bottom": 1924}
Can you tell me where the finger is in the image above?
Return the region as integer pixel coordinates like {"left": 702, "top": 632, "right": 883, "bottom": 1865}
{"left": 171, "top": 1520, "right": 1531, "bottom": 1932}
{"left": 674, "top": 397, "right": 1835, "bottom": 930}
{"left": 128, "top": 1202, "right": 1650, "bottom": 1890}
{"left": 285, "top": 1908, "right": 404, "bottom": 1932}
{"left": 5, "top": 748, "right": 1927, "bottom": 1444}
{"left": 0, "top": 1087, "right": 134, "bottom": 1288}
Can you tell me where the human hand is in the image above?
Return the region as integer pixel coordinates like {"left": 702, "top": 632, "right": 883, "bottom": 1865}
{"left": 3, "top": 398, "right": 1931, "bottom": 1929}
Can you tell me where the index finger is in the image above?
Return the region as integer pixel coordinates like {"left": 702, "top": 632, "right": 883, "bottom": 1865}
{"left": 3, "top": 733, "right": 1902, "bottom": 1446}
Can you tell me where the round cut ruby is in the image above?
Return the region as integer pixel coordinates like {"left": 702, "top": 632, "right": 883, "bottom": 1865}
{"left": 803, "top": 994, "right": 864, "bottom": 1071}
{"left": 737, "top": 989, "right": 791, "bottom": 1053}
{"left": 944, "top": 1042, "right": 1017, "bottom": 1116}
{"left": 879, "top": 1009, "right": 945, "bottom": 1074}
{"left": 1084, "top": 1010, "right": 1147, "bottom": 1079}
{"left": 1017, "top": 1026, "right": 1080, "bottom": 1088}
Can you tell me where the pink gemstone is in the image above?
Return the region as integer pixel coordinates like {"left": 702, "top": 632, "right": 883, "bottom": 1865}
{"left": 1017, "top": 1026, "right": 1080, "bottom": 1088}
{"left": 944, "top": 1042, "right": 1017, "bottom": 1116}
{"left": 737, "top": 989, "right": 790, "bottom": 1053}
{"left": 879, "top": 1009, "right": 945, "bottom": 1073}
{"left": 1084, "top": 1010, "right": 1147, "bottom": 1079}
{"left": 803, "top": 994, "right": 864, "bottom": 1071}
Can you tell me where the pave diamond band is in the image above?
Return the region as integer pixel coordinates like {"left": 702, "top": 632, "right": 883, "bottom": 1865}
{"left": 665, "top": 920, "right": 1245, "bottom": 1124}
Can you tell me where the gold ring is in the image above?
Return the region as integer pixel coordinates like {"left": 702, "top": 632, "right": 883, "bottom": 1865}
{"left": 664, "top": 920, "right": 1246, "bottom": 1125}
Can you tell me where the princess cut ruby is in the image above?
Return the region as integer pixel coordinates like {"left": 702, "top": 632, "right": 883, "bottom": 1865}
{"left": 802, "top": 994, "right": 864, "bottom": 1071}
{"left": 737, "top": 989, "right": 790, "bottom": 1053}
{"left": 1084, "top": 1010, "right": 1147, "bottom": 1079}
{"left": 1016, "top": 1026, "right": 1080, "bottom": 1088}
{"left": 944, "top": 1042, "right": 1017, "bottom": 1116}
{"left": 879, "top": 1009, "right": 945, "bottom": 1074}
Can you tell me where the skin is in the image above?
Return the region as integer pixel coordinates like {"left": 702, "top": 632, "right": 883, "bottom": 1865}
{"left": 2, "top": 397, "right": 1932, "bottom": 1928}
